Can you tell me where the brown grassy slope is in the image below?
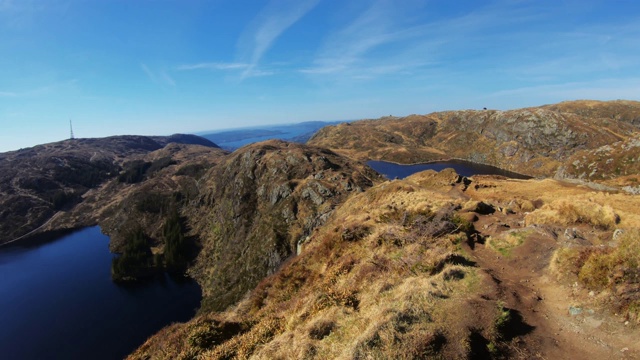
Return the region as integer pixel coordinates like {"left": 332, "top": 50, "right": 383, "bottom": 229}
{"left": 184, "top": 140, "right": 381, "bottom": 312}
{"left": 0, "top": 136, "right": 161, "bottom": 244}
{"left": 308, "top": 100, "right": 640, "bottom": 178}
{"left": 0, "top": 135, "right": 220, "bottom": 245}
{"left": 46, "top": 143, "right": 228, "bottom": 251}
{"left": 543, "top": 100, "right": 640, "bottom": 127}
{"left": 130, "top": 170, "right": 640, "bottom": 359}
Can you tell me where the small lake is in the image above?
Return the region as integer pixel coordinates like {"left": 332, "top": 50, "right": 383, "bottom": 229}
{"left": 367, "top": 160, "right": 531, "bottom": 180}
{"left": 0, "top": 226, "right": 201, "bottom": 360}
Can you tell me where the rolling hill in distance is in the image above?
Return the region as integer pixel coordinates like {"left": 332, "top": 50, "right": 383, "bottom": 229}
{"left": 1, "top": 100, "right": 640, "bottom": 359}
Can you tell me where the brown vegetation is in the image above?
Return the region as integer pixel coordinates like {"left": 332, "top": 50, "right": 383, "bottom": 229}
{"left": 308, "top": 100, "right": 640, "bottom": 180}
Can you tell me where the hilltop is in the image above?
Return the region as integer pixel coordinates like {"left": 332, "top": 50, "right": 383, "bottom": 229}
{"left": 308, "top": 100, "right": 640, "bottom": 182}
{"left": 0, "top": 134, "right": 221, "bottom": 246}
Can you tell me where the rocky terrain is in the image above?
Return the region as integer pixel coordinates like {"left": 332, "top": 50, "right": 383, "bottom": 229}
{"left": 1, "top": 100, "right": 639, "bottom": 359}
{"left": 184, "top": 140, "right": 380, "bottom": 311}
{"left": 130, "top": 169, "right": 640, "bottom": 359}
{"left": 0, "top": 134, "right": 221, "bottom": 246}
{"left": 308, "top": 100, "right": 640, "bottom": 180}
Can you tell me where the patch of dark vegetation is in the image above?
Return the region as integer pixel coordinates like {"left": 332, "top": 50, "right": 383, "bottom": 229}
{"left": 52, "top": 158, "right": 117, "bottom": 188}
{"left": 48, "top": 189, "right": 80, "bottom": 210}
{"left": 118, "top": 160, "right": 152, "bottom": 183}
{"left": 147, "top": 156, "right": 177, "bottom": 176}
{"left": 111, "top": 227, "right": 156, "bottom": 282}
{"left": 163, "top": 208, "right": 192, "bottom": 271}
{"left": 134, "top": 192, "right": 170, "bottom": 214}
{"left": 468, "top": 329, "right": 492, "bottom": 360}
{"left": 341, "top": 223, "right": 371, "bottom": 242}
{"left": 308, "top": 320, "right": 336, "bottom": 340}
{"left": 175, "top": 163, "right": 209, "bottom": 179}
{"left": 187, "top": 319, "right": 245, "bottom": 350}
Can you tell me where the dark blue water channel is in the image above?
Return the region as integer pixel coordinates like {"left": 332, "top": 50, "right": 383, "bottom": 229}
{"left": 367, "top": 160, "right": 531, "bottom": 180}
{"left": 0, "top": 226, "right": 201, "bottom": 360}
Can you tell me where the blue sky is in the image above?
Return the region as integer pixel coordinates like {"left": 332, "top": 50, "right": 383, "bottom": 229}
{"left": 1, "top": 0, "right": 639, "bottom": 152}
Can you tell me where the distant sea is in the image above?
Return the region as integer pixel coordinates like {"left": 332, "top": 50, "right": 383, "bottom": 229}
{"left": 197, "top": 121, "right": 348, "bottom": 150}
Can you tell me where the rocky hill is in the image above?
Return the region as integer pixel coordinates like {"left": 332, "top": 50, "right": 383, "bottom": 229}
{"left": 2, "top": 100, "right": 640, "bottom": 359}
{"left": 185, "top": 140, "right": 380, "bottom": 311}
{"left": 0, "top": 134, "right": 220, "bottom": 246}
{"left": 130, "top": 169, "right": 640, "bottom": 359}
{"left": 308, "top": 100, "right": 640, "bottom": 179}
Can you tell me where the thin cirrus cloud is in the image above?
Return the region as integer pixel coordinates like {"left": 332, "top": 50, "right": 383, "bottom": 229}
{"left": 176, "top": 62, "right": 250, "bottom": 71}
{"left": 176, "top": 0, "right": 318, "bottom": 80}
{"left": 141, "top": 63, "right": 175, "bottom": 87}
{"left": 237, "top": 0, "right": 320, "bottom": 79}
{"left": 300, "top": 1, "right": 399, "bottom": 76}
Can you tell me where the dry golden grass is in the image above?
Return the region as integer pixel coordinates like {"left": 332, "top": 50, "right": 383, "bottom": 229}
{"left": 469, "top": 176, "right": 640, "bottom": 229}
{"left": 130, "top": 171, "right": 640, "bottom": 359}
{"left": 129, "top": 171, "right": 510, "bottom": 359}
{"left": 552, "top": 229, "right": 640, "bottom": 324}
{"left": 525, "top": 199, "right": 619, "bottom": 229}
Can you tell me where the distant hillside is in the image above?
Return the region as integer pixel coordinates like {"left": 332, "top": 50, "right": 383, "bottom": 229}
{"left": 200, "top": 121, "right": 347, "bottom": 150}
{"left": 0, "top": 134, "right": 220, "bottom": 245}
{"left": 151, "top": 133, "right": 220, "bottom": 148}
{"left": 308, "top": 100, "right": 640, "bottom": 181}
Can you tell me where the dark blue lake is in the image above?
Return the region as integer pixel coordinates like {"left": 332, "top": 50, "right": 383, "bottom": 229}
{"left": 367, "top": 160, "right": 531, "bottom": 180}
{"left": 0, "top": 227, "right": 201, "bottom": 360}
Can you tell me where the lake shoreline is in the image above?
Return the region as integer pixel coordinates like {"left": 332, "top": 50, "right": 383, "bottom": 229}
{"left": 367, "top": 159, "right": 533, "bottom": 180}
{"left": 366, "top": 157, "right": 534, "bottom": 179}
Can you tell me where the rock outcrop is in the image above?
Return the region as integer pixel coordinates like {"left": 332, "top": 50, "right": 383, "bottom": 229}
{"left": 185, "top": 140, "right": 380, "bottom": 311}
{"left": 308, "top": 100, "right": 640, "bottom": 178}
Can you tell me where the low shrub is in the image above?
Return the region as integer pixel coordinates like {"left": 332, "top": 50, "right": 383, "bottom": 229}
{"left": 553, "top": 229, "right": 640, "bottom": 322}
{"left": 525, "top": 199, "right": 619, "bottom": 229}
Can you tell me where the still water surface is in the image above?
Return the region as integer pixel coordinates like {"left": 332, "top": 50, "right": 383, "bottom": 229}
{"left": 367, "top": 160, "right": 531, "bottom": 180}
{"left": 0, "top": 226, "right": 201, "bottom": 360}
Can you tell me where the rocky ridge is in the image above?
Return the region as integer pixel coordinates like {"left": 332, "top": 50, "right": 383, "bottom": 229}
{"left": 185, "top": 140, "right": 380, "bottom": 311}
{"left": 0, "top": 134, "right": 220, "bottom": 246}
{"left": 308, "top": 100, "right": 640, "bottom": 180}
{"left": 130, "top": 169, "right": 640, "bottom": 359}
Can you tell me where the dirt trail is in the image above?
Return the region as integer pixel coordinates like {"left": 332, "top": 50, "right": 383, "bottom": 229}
{"left": 464, "top": 211, "right": 640, "bottom": 359}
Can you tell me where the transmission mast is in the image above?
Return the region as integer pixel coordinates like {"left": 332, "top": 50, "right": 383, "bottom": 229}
{"left": 69, "top": 119, "right": 75, "bottom": 140}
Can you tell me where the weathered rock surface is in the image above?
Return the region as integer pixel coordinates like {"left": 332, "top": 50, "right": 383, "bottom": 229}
{"left": 308, "top": 100, "right": 640, "bottom": 178}
{"left": 185, "top": 140, "right": 381, "bottom": 311}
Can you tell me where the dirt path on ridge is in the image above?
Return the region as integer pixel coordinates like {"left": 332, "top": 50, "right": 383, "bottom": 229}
{"left": 462, "top": 211, "right": 640, "bottom": 360}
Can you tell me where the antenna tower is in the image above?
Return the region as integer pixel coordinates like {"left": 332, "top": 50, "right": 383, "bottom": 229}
{"left": 69, "top": 119, "right": 75, "bottom": 140}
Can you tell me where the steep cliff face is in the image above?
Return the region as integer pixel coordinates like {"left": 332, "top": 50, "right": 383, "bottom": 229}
{"left": 308, "top": 100, "right": 640, "bottom": 178}
{"left": 186, "top": 140, "right": 381, "bottom": 311}
{"left": 130, "top": 170, "right": 640, "bottom": 360}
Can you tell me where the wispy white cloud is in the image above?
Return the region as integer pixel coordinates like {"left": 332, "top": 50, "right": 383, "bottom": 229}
{"left": 481, "top": 78, "right": 640, "bottom": 107}
{"left": 0, "top": 79, "right": 78, "bottom": 98}
{"left": 238, "top": 0, "right": 319, "bottom": 79}
{"left": 177, "top": 62, "right": 250, "bottom": 71}
{"left": 141, "top": 63, "right": 175, "bottom": 86}
{"left": 300, "top": 0, "right": 399, "bottom": 76}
